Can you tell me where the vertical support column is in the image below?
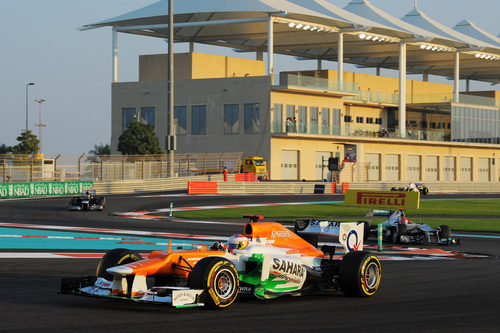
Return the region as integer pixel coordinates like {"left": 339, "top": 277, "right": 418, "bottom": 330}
{"left": 317, "top": 59, "right": 322, "bottom": 70}
{"left": 189, "top": 41, "right": 194, "bottom": 53}
{"left": 112, "top": 28, "right": 118, "bottom": 83}
{"left": 267, "top": 16, "right": 274, "bottom": 83}
{"left": 338, "top": 32, "right": 344, "bottom": 86}
{"left": 399, "top": 41, "right": 407, "bottom": 138}
{"left": 168, "top": 0, "right": 175, "bottom": 178}
{"left": 454, "top": 52, "right": 460, "bottom": 103}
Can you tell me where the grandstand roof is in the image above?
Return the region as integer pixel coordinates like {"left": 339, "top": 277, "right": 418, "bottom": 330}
{"left": 81, "top": 0, "right": 500, "bottom": 84}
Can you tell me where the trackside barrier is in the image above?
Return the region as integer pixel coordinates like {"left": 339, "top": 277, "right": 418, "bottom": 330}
{"left": 188, "top": 181, "right": 218, "bottom": 194}
{"left": 331, "top": 182, "right": 337, "bottom": 193}
{"left": 0, "top": 181, "right": 94, "bottom": 199}
{"left": 234, "top": 173, "right": 257, "bottom": 182}
{"left": 342, "top": 182, "right": 350, "bottom": 194}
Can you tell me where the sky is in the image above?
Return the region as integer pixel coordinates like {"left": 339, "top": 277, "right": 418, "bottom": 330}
{"left": 1, "top": 0, "right": 499, "bottom": 155}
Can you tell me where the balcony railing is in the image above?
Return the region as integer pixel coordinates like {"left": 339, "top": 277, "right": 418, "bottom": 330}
{"left": 272, "top": 122, "right": 452, "bottom": 142}
{"left": 276, "top": 74, "right": 360, "bottom": 94}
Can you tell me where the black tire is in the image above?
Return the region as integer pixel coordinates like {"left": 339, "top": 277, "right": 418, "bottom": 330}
{"left": 339, "top": 251, "right": 382, "bottom": 297}
{"left": 423, "top": 187, "right": 429, "bottom": 195}
{"left": 439, "top": 225, "right": 452, "bottom": 239}
{"left": 390, "top": 226, "right": 399, "bottom": 243}
{"left": 358, "top": 221, "right": 370, "bottom": 241}
{"left": 96, "top": 248, "right": 143, "bottom": 281}
{"left": 188, "top": 257, "right": 239, "bottom": 309}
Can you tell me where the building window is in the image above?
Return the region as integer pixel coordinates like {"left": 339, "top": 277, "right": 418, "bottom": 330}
{"left": 273, "top": 103, "right": 283, "bottom": 133}
{"left": 421, "top": 121, "right": 427, "bottom": 128}
{"left": 310, "top": 106, "right": 318, "bottom": 134}
{"left": 122, "top": 107, "right": 136, "bottom": 130}
{"left": 356, "top": 116, "right": 364, "bottom": 123}
{"left": 140, "top": 107, "right": 155, "bottom": 127}
{"left": 286, "top": 104, "right": 295, "bottom": 118}
{"left": 192, "top": 105, "right": 207, "bottom": 135}
{"left": 344, "top": 115, "right": 352, "bottom": 123}
{"left": 366, "top": 117, "right": 373, "bottom": 124}
{"left": 298, "top": 106, "right": 307, "bottom": 133}
{"left": 321, "top": 107, "right": 330, "bottom": 134}
{"left": 375, "top": 118, "right": 383, "bottom": 125}
{"left": 174, "top": 106, "right": 187, "bottom": 135}
{"left": 430, "top": 122, "right": 436, "bottom": 129}
{"left": 244, "top": 103, "right": 260, "bottom": 133}
{"left": 224, "top": 104, "right": 239, "bottom": 134}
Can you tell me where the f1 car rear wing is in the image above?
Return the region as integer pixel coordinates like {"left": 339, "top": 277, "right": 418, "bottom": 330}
{"left": 82, "top": 190, "right": 96, "bottom": 195}
{"left": 294, "top": 220, "right": 364, "bottom": 252}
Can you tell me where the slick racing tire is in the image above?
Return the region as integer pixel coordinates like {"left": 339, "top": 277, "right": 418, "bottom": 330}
{"left": 339, "top": 251, "right": 381, "bottom": 297}
{"left": 422, "top": 187, "right": 429, "bottom": 195}
{"left": 96, "top": 248, "right": 143, "bottom": 281}
{"left": 438, "top": 225, "right": 452, "bottom": 239}
{"left": 189, "top": 257, "right": 239, "bottom": 309}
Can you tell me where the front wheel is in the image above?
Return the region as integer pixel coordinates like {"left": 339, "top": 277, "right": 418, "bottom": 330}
{"left": 96, "top": 248, "right": 143, "bottom": 281}
{"left": 338, "top": 251, "right": 382, "bottom": 297}
{"left": 189, "top": 257, "right": 239, "bottom": 309}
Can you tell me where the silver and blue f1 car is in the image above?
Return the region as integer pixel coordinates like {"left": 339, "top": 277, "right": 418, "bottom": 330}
{"left": 369, "top": 209, "right": 458, "bottom": 245}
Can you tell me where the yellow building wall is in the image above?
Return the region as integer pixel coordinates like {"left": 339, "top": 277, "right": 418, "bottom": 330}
{"left": 270, "top": 136, "right": 500, "bottom": 182}
{"left": 191, "top": 52, "right": 265, "bottom": 79}
{"left": 283, "top": 69, "right": 453, "bottom": 102}
{"left": 139, "top": 52, "right": 265, "bottom": 81}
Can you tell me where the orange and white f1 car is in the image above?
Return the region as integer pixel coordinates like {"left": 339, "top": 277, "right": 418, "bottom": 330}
{"left": 60, "top": 215, "right": 382, "bottom": 309}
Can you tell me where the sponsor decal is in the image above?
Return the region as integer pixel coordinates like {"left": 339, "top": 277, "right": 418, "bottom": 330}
{"left": 310, "top": 220, "right": 341, "bottom": 227}
{"left": 271, "top": 230, "right": 291, "bottom": 239}
{"left": 172, "top": 290, "right": 197, "bottom": 305}
{"left": 346, "top": 230, "right": 361, "bottom": 251}
{"left": 271, "top": 258, "right": 304, "bottom": 278}
{"left": 344, "top": 190, "right": 420, "bottom": 209}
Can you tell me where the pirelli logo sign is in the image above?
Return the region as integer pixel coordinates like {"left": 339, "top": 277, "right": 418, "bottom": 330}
{"left": 344, "top": 190, "right": 420, "bottom": 209}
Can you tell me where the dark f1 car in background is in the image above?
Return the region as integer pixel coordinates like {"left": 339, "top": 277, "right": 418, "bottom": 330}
{"left": 369, "top": 209, "right": 458, "bottom": 245}
{"left": 68, "top": 190, "right": 105, "bottom": 211}
{"left": 60, "top": 215, "right": 381, "bottom": 309}
{"left": 391, "top": 183, "right": 429, "bottom": 195}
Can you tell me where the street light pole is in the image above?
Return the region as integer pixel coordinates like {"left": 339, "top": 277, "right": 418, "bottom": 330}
{"left": 25, "top": 83, "right": 35, "bottom": 131}
{"left": 168, "top": 0, "right": 175, "bottom": 178}
{"left": 34, "top": 99, "right": 46, "bottom": 154}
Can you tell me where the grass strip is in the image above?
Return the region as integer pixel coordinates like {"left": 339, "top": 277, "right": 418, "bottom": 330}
{"left": 174, "top": 199, "right": 500, "bottom": 232}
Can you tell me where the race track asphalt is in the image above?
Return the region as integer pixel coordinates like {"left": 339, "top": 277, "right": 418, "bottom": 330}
{"left": 0, "top": 192, "right": 499, "bottom": 332}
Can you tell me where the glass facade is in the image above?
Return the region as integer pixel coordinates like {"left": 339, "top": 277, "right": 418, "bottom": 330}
{"left": 140, "top": 107, "right": 155, "bottom": 127}
{"left": 191, "top": 105, "right": 206, "bottom": 135}
{"left": 452, "top": 105, "right": 500, "bottom": 144}
{"left": 122, "top": 107, "right": 136, "bottom": 130}
{"left": 244, "top": 103, "right": 260, "bottom": 134}
{"left": 174, "top": 106, "right": 187, "bottom": 135}
{"left": 224, "top": 104, "right": 239, "bottom": 134}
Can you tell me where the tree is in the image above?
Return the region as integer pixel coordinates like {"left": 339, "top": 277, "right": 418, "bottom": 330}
{"left": 87, "top": 143, "right": 111, "bottom": 162}
{"left": 10, "top": 130, "right": 39, "bottom": 155}
{"left": 117, "top": 122, "right": 162, "bottom": 155}
{"left": 0, "top": 144, "right": 9, "bottom": 154}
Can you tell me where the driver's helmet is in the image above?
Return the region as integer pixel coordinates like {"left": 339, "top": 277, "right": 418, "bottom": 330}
{"left": 401, "top": 217, "right": 408, "bottom": 224}
{"left": 227, "top": 234, "right": 249, "bottom": 253}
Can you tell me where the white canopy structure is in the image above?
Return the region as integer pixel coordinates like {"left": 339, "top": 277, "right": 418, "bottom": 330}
{"left": 81, "top": 0, "right": 500, "bottom": 138}
{"left": 453, "top": 19, "right": 500, "bottom": 48}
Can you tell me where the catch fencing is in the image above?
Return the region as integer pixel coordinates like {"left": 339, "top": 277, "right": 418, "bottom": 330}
{"left": 1, "top": 153, "right": 243, "bottom": 183}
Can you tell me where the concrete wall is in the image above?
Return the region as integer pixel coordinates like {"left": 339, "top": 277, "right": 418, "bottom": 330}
{"left": 112, "top": 76, "right": 272, "bottom": 160}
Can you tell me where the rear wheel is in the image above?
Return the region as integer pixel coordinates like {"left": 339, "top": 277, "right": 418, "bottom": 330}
{"left": 339, "top": 251, "right": 381, "bottom": 297}
{"left": 96, "top": 248, "right": 143, "bottom": 281}
{"left": 189, "top": 257, "right": 239, "bottom": 309}
{"left": 438, "top": 225, "right": 452, "bottom": 239}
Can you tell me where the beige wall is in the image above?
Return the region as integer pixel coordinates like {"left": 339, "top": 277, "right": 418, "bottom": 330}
{"left": 139, "top": 52, "right": 265, "bottom": 81}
